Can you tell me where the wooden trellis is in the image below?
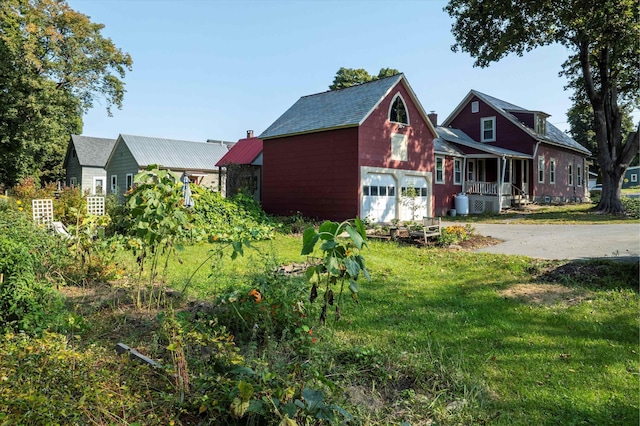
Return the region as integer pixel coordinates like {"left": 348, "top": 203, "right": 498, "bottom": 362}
{"left": 32, "top": 199, "right": 54, "bottom": 228}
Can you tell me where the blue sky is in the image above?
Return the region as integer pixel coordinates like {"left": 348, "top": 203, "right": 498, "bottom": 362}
{"left": 68, "top": 0, "right": 584, "bottom": 143}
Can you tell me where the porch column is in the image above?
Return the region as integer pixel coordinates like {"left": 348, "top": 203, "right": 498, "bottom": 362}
{"left": 498, "top": 156, "right": 506, "bottom": 212}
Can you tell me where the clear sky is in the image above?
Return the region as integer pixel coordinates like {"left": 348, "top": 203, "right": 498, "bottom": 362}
{"left": 67, "top": 0, "right": 588, "bottom": 143}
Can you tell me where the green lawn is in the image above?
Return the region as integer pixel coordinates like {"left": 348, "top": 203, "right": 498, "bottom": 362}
{"left": 162, "top": 235, "right": 639, "bottom": 425}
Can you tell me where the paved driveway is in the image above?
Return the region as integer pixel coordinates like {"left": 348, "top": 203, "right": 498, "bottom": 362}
{"left": 446, "top": 222, "right": 640, "bottom": 261}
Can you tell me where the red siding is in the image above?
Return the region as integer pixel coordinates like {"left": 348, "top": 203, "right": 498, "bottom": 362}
{"left": 534, "top": 145, "right": 588, "bottom": 200}
{"left": 359, "top": 82, "right": 433, "bottom": 172}
{"left": 262, "top": 128, "right": 359, "bottom": 220}
{"left": 433, "top": 155, "right": 463, "bottom": 216}
{"left": 448, "top": 95, "right": 537, "bottom": 155}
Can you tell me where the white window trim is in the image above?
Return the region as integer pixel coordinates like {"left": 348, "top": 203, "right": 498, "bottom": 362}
{"left": 577, "top": 164, "right": 582, "bottom": 187}
{"left": 471, "top": 101, "right": 479, "bottom": 113}
{"left": 126, "top": 173, "right": 134, "bottom": 190}
{"left": 568, "top": 163, "right": 574, "bottom": 186}
{"left": 453, "top": 158, "right": 462, "bottom": 185}
{"left": 549, "top": 158, "right": 556, "bottom": 184}
{"left": 631, "top": 174, "right": 638, "bottom": 183}
{"left": 387, "top": 93, "right": 410, "bottom": 126}
{"left": 70, "top": 177, "right": 77, "bottom": 186}
{"left": 110, "top": 175, "right": 118, "bottom": 193}
{"left": 538, "top": 156, "right": 545, "bottom": 184}
{"left": 481, "top": 116, "right": 496, "bottom": 142}
{"left": 435, "top": 156, "right": 445, "bottom": 184}
{"left": 93, "top": 176, "right": 106, "bottom": 195}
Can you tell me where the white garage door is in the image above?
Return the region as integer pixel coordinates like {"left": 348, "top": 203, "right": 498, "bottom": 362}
{"left": 400, "top": 176, "right": 428, "bottom": 221}
{"left": 362, "top": 173, "right": 396, "bottom": 223}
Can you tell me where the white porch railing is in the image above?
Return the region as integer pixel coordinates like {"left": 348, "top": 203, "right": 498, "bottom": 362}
{"left": 465, "top": 181, "right": 498, "bottom": 195}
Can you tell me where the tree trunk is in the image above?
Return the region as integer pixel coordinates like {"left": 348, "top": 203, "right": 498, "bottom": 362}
{"left": 596, "top": 167, "right": 624, "bottom": 214}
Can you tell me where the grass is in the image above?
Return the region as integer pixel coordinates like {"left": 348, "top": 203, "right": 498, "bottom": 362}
{"left": 157, "top": 236, "right": 639, "bottom": 424}
{"left": 3, "top": 232, "right": 637, "bottom": 424}
{"left": 445, "top": 202, "right": 640, "bottom": 224}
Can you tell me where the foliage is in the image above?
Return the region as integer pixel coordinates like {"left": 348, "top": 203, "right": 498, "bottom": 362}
{"left": 0, "top": 332, "right": 175, "bottom": 425}
{"left": 445, "top": 0, "right": 640, "bottom": 214}
{"left": 125, "top": 166, "right": 192, "bottom": 306}
{"left": 11, "top": 176, "right": 86, "bottom": 223}
{"left": 439, "top": 224, "right": 474, "bottom": 246}
{"left": 329, "top": 66, "right": 400, "bottom": 90}
{"left": 0, "top": 210, "right": 69, "bottom": 333}
{"left": 190, "top": 186, "right": 275, "bottom": 242}
{"left": 621, "top": 196, "right": 640, "bottom": 219}
{"left": 0, "top": 0, "right": 132, "bottom": 186}
{"left": 302, "top": 218, "right": 370, "bottom": 324}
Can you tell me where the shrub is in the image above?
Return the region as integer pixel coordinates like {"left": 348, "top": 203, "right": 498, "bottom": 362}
{"left": 0, "top": 210, "right": 69, "bottom": 333}
{"left": 621, "top": 196, "right": 640, "bottom": 219}
{"left": 439, "top": 224, "right": 474, "bottom": 246}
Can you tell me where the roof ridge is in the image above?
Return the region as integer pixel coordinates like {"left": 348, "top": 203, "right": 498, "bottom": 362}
{"left": 300, "top": 73, "right": 404, "bottom": 99}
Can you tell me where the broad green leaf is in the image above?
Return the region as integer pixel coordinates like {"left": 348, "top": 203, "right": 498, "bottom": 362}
{"left": 354, "top": 217, "right": 367, "bottom": 239}
{"left": 345, "top": 224, "right": 364, "bottom": 250}
{"left": 238, "top": 381, "right": 254, "bottom": 401}
{"left": 301, "top": 388, "right": 324, "bottom": 410}
{"left": 349, "top": 280, "right": 359, "bottom": 295}
{"left": 301, "top": 227, "right": 319, "bottom": 255}
{"left": 343, "top": 257, "right": 360, "bottom": 278}
{"left": 320, "top": 240, "right": 339, "bottom": 251}
{"left": 327, "top": 256, "right": 340, "bottom": 275}
{"left": 318, "top": 221, "right": 339, "bottom": 240}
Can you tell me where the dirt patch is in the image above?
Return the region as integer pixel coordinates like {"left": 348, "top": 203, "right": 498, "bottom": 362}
{"left": 500, "top": 283, "right": 589, "bottom": 306}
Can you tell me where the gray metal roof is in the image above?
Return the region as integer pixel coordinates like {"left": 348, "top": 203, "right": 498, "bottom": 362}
{"left": 436, "top": 127, "right": 531, "bottom": 159}
{"left": 259, "top": 74, "right": 404, "bottom": 139}
{"left": 70, "top": 135, "right": 117, "bottom": 167}
{"left": 471, "top": 90, "right": 591, "bottom": 155}
{"left": 119, "top": 134, "right": 231, "bottom": 171}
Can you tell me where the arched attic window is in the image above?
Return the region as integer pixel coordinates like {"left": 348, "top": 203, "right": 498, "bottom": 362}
{"left": 388, "top": 93, "right": 410, "bottom": 126}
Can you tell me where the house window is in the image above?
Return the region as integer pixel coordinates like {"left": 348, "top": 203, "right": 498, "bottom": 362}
{"left": 94, "top": 177, "right": 105, "bottom": 195}
{"left": 126, "top": 173, "right": 134, "bottom": 190}
{"left": 70, "top": 177, "right": 77, "bottom": 186}
{"left": 471, "top": 101, "right": 479, "bottom": 113}
{"left": 454, "top": 159, "right": 462, "bottom": 185}
{"left": 389, "top": 94, "right": 409, "bottom": 125}
{"left": 632, "top": 174, "right": 638, "bottom": 183}
{"left": 467, "top": 160, "right": 475, "bottom": 181}
{"left": 391, "top": 133, "right": 408, "bottom": 161}
{"left": 538, "top": 156, "right": 545, "bottom": 183}
{"left": 549, "top": 158, "right": 556, "bottom": 184}
{"left": 577, "top": 165, "right": 582, "bottom": 187}
{"left": 568, "top": 163, "right": 574, "bottom": 186}
{"left": 481, "top": 117, "right": 496, "bottom": 142}
{"left": 110, "top": 175, "right": 117, "bottom": 193}
{"left": 535, "top": 115, "right": 546, "bottom": 135}
{"left": 435, "top": 156, "right": 445, "bottom": 184}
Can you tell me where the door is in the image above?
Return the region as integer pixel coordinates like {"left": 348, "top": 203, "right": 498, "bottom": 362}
{"left": 362, "top": 174, "right": 396, "bottom": 223}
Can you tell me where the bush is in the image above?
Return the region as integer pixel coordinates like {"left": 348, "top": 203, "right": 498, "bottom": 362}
{"left": 190, "top": 187, "right": 274, "bottom": 242}
{"left": 0, "top": 210, "right": 69, "bottom": 333}
{"left": 621, "top": 196, "right": 640, "bottom": 219}
{"left": 439, "top": 224, "right": 474, "bottom": 246}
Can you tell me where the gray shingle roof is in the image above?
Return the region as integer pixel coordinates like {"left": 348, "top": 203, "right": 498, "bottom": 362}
{"left": 259, "top": 74, "right": 404, "bottom": 139}
{"left": 70, "top": 135, "right": 117, "bottom": 167}
{"left": 436, "top": 127, "right": 531, "bottom": 158}
{"left": 120, "top": 134, "right": 231, "bottom": 171}
{"left": 471, "top": 90, "right": 591, "bottom": 155}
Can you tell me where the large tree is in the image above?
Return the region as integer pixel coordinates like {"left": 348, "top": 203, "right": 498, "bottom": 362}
{"left": 329, "top": 67, "right": 400, "bottom": 90}
{"left": 0, "top": 0, "right": 132, "bottom": 187}
{"left": 445, "top": 0, "right": 639, "bottom": 214}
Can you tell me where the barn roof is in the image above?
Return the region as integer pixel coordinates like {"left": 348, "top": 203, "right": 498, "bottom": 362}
{"left": 216, "top": 137, "right": 263, "bottom": 167}
{"left": 115, "top": 134, "right": 231, "bottom": 171}
{"left": 260, "top": 74, "right": 429, "bottom": 139}
{"left": 66, "top": 135, "right": 117, "bottom": 167}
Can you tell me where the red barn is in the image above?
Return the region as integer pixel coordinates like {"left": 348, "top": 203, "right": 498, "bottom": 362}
{"left": 259, "top": 74, "right": 438, "bottom": 222}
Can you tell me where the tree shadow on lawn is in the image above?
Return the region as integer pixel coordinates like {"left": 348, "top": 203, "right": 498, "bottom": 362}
{"left": 337, "top": 259, "right": 639, "bottom": 424}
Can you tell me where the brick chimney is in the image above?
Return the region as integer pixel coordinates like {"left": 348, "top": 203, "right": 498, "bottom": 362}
{"left": 427, "top": 111, "right": 437, "bottom": 127}
{"left": 247, "top": 130, "right": 254, "bottom": 138}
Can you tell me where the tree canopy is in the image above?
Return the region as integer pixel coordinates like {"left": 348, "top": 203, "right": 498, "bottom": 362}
{"left": 329, "top": 67, "right": 400, "bottom": 90}
{"left": 0, "top": 0, "right": 132, "bottom": 187}
{"left": 445, "top": 0, "right": 639, "bottom": 214}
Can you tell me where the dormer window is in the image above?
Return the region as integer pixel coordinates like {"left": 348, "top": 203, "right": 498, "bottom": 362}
{"left": 535, "top": 114, "right": 546, "bottom": 135}
{"left": 389, "top": 93, "right": 409, "bottom": 125}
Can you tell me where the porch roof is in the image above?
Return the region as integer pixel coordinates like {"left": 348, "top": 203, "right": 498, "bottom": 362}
{"left": 436, "top": 127, "right": 531, "bottom": 159}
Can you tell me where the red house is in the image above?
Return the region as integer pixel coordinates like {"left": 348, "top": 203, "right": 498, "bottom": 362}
{"left": 259, "top": 74, "right": 438, "bottom": 222}
{"left": 439, "top": 90, "right": 591, "bottom": 213}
